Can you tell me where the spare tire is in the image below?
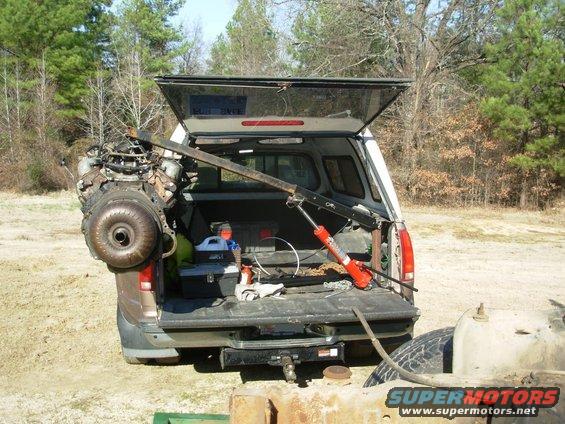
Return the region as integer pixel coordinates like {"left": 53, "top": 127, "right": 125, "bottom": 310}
{"left": 364, "top": 327, "right": 454, "bottom": 387}
{"left": 87, "top": 199, "right": 159, "bottom": 268}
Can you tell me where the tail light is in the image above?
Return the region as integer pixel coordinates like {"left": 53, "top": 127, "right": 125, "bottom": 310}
{"left": 138, "top": 262, "right": 154, "bottom": 292}
{"left": 398, "top": 228, "right": 414, "bottom": 282}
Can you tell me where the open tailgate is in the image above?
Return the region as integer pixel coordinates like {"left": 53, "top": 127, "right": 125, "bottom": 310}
{"left": 155, "top": 76, "right": 411, "bottom": 137}
{"left": 158, "top": 286, "right": 419, "bottom": 329}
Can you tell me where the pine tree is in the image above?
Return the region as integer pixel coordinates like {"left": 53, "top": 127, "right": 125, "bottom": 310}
{"left": 480, "top": 0, "right": 564, "bottom": 206}
{"left": 0, "top": 0, "right": 111, "bottom": 117}
{"left": 208, "top": 0, "right": 281, "bottom": 75}
{"left": 112, "top": 0, "right": 186, "bottom": 75}
{"left": 110, "top": 0, "right": 187, "bottom": 131}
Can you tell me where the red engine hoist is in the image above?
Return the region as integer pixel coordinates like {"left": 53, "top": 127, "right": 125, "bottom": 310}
{"left": 128, "top": 128, "right": 417, "bottom": 293}
{"left": 289, "top": 200, "right": 416, "bottom": 292}
{"left": 291, "top": 201, "right": 373, "bottom": 289}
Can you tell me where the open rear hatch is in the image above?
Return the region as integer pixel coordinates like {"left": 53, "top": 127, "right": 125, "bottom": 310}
{"left": 155, "top": 76, "right": 411, "bottom": 137}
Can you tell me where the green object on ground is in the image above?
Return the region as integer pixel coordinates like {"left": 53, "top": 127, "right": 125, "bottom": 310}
{"left": 153, "top": 412, "right": 229, "bottom": 424}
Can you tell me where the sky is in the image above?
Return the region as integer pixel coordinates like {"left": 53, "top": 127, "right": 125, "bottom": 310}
{"left": 174, "top": 0, "right": 237, "bottom": 45}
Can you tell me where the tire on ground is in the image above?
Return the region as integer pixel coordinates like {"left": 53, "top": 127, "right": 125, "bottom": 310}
{"left": 121, "top": 353, "right": 180, "bottom": 365}
{"left": 155, "top": 356, "right": 181, "bottom": 365}
{"left": 346, "top": 340, "right": 375, "bottom": 358}
{"left": 364, "top": 327, "right": 454, "bottom": 387}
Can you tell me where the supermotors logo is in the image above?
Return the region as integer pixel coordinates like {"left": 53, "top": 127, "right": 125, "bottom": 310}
{"left": 386, "top": 387, "right": 560, "bottom": 418}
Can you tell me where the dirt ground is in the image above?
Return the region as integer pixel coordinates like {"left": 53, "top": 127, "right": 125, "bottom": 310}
{"left": 0, "top": 191, "right": 563, "bottom": 423}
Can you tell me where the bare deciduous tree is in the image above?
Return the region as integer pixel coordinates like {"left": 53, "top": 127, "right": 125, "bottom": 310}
{"left": 34, "top": 52, "right": 58, "bottom": 159}
{"left": 357, "top": 0, "right": 498, "bottom": 191}
{"left": 111, "top": 47, "right": 164, "bottom": 133}
{"left": 373, "top": 4, "right": 493, "bottom": 113}
{"left": 180, "top": 20, "right": 205, "bottom": 75}
{"left": 1, "top": 47, "right": 14, "bottom": 155}
{"left": 82, "top": 69, "right": 114, "bottom": 146}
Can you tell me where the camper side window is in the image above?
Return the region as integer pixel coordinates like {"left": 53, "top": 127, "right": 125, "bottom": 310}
{"left": 323, "top": 156, "right": 365, "bottom": 198}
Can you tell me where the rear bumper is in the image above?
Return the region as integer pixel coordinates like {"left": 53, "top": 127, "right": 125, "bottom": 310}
{"left": 220, "top": 343, "right": 346, "bottom": 367}
{"left": 136, "top": 316, "right": 416, "bottom": 350}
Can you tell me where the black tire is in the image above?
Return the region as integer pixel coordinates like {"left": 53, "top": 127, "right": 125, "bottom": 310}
{"left": 347, "top": 335, "right": 410, "bottom": 359}
{"left": 155, "top": 356, "right": 181, "bottom": 365}
{"left": 364, "top": 327, "right": 454, "bottom": 387}
{"left": 346, "top": 340, "right": 375, "bottom": 359}
{"left": 122, "top": 355, "right": 180, "bottom": 365}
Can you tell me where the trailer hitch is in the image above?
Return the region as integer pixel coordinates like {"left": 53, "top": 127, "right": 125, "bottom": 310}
{"left": 280, "top": 355, "right": 297, "bottom": 383}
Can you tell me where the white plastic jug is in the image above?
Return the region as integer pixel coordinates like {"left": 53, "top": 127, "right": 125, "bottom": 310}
{"left": 195, "top": 236, "right": 229, "bottom": 252}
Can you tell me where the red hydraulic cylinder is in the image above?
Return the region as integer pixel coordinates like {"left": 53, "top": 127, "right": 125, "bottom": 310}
{"left": 313, "top": 225, "right": 373, "bottom": 289}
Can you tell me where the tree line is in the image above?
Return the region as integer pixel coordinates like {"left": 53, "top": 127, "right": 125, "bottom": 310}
{"left": 0, "top": 0, "right": 562, "bottom": 208}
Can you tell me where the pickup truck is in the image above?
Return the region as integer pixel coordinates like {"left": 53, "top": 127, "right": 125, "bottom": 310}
{"left": 76, "top": 76, "right": 418, "bottom": 380}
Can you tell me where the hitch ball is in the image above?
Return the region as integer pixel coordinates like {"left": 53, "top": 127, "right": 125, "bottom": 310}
{"left": 281, "top": 356, "right": 296, "bottom": 383}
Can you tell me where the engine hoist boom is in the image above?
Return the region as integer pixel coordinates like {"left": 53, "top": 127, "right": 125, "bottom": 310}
{"left": 127, "top": 127, "right": 416, "bottom": 292}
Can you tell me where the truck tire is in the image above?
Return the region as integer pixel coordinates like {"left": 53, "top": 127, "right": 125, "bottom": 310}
{"left": 346, "top": 340, "right": 375, "bottom": 358}
{"left": 347, "top": 333, "right": 412, "bottom": 359}
{"left": 364, "top": 327, "right": 454, "bottom": 387}
{"left": 155, "top": 356, "right": 181, "bottom": 365}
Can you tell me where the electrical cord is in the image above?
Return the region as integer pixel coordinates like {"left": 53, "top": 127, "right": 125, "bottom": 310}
{"left": 253, "top": 236, "right": 300, "bottom": 277}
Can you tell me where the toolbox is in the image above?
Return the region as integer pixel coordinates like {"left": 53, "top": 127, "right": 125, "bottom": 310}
{"left": 193, "top": 248, "right": 241, "bottom": 268}
{"left": 178, "top": 263, "right": 240, "bottom": 298}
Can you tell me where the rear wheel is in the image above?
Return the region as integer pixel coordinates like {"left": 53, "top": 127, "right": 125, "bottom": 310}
{"left": 347, "top": 331, "right": 414, "bottom": 360}
{"left": 155, "top": 356, "right": 181, "bottom": 365}
{"left": 346, "top": 340, "right": 375, "bottom": 359}
{"left": 364, "top": 327, "right": 454, "bottom": 387}
{"left": 122, "top": 353, "right": 181, "bottom": 365}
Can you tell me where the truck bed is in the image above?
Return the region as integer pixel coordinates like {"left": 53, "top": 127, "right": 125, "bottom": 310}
{"left": 158, "top": 286, "right": 419, "bottom": 329}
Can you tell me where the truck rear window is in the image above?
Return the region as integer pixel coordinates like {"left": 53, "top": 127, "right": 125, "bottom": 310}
{"left": 187, "top": 153, "right": 319, "bottom": 192}
{"left": 323, "top": 156, "right": 365, "bottom": 198}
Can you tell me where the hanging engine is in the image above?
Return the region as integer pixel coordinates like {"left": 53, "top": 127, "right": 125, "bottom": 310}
{"left": 76, "top": 137, "right": 192, "bottom": 269}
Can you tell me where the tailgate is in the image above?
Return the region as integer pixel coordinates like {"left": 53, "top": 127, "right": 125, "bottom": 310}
{"left": 155, "top": 76, "right": 410, "bottom": 137}
{"left": 158, "top": 287, "right": 418, "bottom": 329}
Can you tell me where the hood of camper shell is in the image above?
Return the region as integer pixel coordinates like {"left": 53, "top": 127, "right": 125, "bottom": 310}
{"left": 155, "top": 76, "right": 411, "bottom": 138}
